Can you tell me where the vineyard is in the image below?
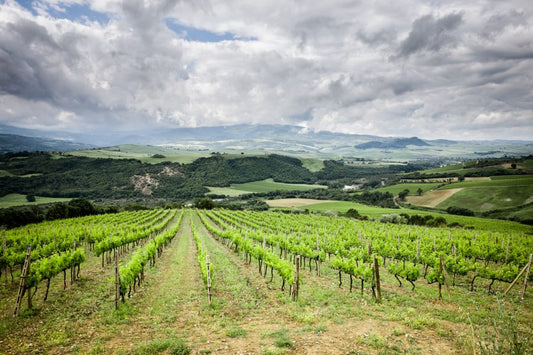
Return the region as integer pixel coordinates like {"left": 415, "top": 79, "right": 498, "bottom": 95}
{"left": 1, "top": 209, "right": 532, "bottom": 354}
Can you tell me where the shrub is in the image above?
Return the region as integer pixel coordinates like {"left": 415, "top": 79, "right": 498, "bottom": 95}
{"left": 447, "top": 206, "right": 474, "bottom": 216}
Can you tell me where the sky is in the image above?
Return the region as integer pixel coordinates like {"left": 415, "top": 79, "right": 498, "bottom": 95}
{"left": 0, "top": 0, "right": 532, "bottom": 140}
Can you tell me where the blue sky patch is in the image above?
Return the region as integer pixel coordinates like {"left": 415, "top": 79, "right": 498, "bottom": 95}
{"left": 165, "top": 18, "right": 256, "bottom": 42}
{"left": 14, "top": 1, "right": 109, "bottom": 25}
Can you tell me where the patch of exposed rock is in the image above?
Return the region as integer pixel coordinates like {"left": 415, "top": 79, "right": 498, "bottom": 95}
{"left": 131, "top": 174, "right": 159, "bottom": 195}
{"left": 159, "top": 166, "right": 185, "bottom": 177}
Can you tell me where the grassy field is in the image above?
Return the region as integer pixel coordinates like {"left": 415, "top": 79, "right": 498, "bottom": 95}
{"left": 1, "top": 210, "right": 531, "bottom": 354}
{"left": 436, "top": 185, "right": 533, "bottom": 211}
{"left": 299, "top": 158, "right": 324, "bottom": 172}
{"left": 207, "top": 178, "right": 326, "bottom": 196}
{"left": 0, "top": 193, "right": 71, "bottom": 208}
{"left": 0, "top": 169, "right": 14, "bottom": 177}
{"left": 267, "top": 198, "right": 533, "bottom": 233}
{"left": 424, "top": 176, "right": 533, "bottom": 211}
{"left": 65, "top": 144, "right": 211, "bottom": 164}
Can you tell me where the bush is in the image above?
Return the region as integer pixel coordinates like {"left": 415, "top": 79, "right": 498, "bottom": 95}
{"left": 446, "top": 206, "right": 474, "bottom": 216}
{"left": 194, "top": 197, "right": 215, "bottom": 209}
{"left": 379, "top": 214, "right": 407, "bottom": 224}
{"left": 344, "top": 208, "right": 360, "bottom": 219}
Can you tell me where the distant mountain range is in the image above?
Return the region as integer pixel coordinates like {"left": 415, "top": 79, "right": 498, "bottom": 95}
{"left": 355, "top": 137, "right": 430, "bottom": 149}
{"left": 0, "top": 123, "right": 531, "bottom": 160}
{"left": 0, "top": 134, "right": 93, "bottom": 154}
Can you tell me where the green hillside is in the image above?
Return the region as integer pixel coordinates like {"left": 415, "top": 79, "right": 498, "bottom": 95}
{"left": 291, "top": 200, "right": 533, "bottom": 234}
{"left": 207, "top": 178, "right": 326, "bottom": 196}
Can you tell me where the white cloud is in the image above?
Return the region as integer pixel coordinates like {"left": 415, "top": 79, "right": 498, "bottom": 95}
{"left": 0, "top": 0, "right": 532, "bottom": 140}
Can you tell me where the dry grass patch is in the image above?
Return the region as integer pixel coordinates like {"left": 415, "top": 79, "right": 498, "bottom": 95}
{"left": 406, "top": 188, "right": 463, "bottom": 208}
{"left": 266, "top": 198, "right": 336, "bottom": 208}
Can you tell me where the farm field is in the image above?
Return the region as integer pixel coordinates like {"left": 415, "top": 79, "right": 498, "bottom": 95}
{"left": 1, "top": 209, "right": 532, "bottom": 354}
{"left": 0, "top": 193, "right": 71, "bottom": 209}
{"left": 403, "top": 176, "right": 533, "bottom": 212}
{"left": 65, "top": 144, "right": 212, "bottom": 164}
{"left": 207, "top": 179, "right": 326, "bottom": 197}
{"left": 406, "top": 189, "right": 463, "bottom": 208}
{"left": 268, "top": 198, "right": 533, "bottom": 233}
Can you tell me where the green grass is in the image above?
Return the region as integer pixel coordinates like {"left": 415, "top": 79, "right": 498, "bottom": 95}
{"left": 420, "top": 163, "right": 464, "bottom": 174}
{"left": 0, "top": 170, "right": 14, "bottom": 177}
{"left": 66, "top": 144, "right": 211, "bottom": 164}
{"left": 440, "top": 176, "right": 533, "bottom": 188}
{"left": 0, "top": 170, "right": 41, "bottom": 178}
{"left": 519, "top": 158, "right": 533, "bottom": 168}
{"left": 291, "top": 200, "right": 533, "bottom": 233}
{"left": 207, "top": 178, "right": 326, "bottom": 196}
{"left": 226, "top": 327, "right": 247, "bottom": 338}
{"left": 299, "top": 158, "right": 324, "bottom": 172}
{"left": 267, "top": 329, "right": 293, "bottom": 349}
{"left": 436, "top": 185, "right": 533, "bottom": 211}
{"left": 416, "top": 165, "right": 518, "bottom": 177}
{"left": 432, "top": 176, "right": 533, "bottom": 212}
{"left": 133, "top": 337, "right": 191, "bottom": 355}
{"left": 490, "top": 175, "right": 533, "bottom": 180}
{"left": 0, "top": 193, "right": 71, "bottom": 208}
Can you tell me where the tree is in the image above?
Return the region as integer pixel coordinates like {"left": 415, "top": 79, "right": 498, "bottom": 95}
{"left": 446, "top": 206, "right": 474, "bottom": 216}
{"left": 67, "top": 198, "right": 96, "bottom": 218}
{"left": 46, "top": 203, "right": 68, "bottom": 220}
{"left": 26, "top": 194, "right": 36, "bottom": 202}
{"left": 194, "top": 197, "right": 215, "bottom": 209}
{"left": 344, "top": 208, "right": 361, "bottom": 219}
{"left": 398, "top": 189, "right": 409, "bottom": 201}
{"left": 416, "top": 188, "right": 423, "bottom": 196}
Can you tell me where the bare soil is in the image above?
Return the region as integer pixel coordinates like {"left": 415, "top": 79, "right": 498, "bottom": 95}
{"left": 266, "top": 198, "right": 336, "bottom": 208}
{"left": 407, "top": 188, "right": 463, "bottom": 208}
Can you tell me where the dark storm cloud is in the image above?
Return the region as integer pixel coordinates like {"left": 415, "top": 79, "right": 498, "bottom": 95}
{"left": 398, "top": 13, "right": 463, "bottom": 57}
{"left": 0, "top": 19, "right": 58, "bottom": 99}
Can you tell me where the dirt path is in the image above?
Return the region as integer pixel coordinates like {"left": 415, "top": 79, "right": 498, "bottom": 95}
{"left": 407, "top": 188, "right": 463, "bottom": 208}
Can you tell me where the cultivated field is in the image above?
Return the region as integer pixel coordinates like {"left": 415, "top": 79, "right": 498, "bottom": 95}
{"left": 266, "top": 198, "right": 336, "bottom": 208}
{"left": 208, "top": 179, "right": 326, "bottom": 197}
{"left": 268, "top": 198, "right": 533, "bottom": 233}
{"left": 406, "top": 188, "right": 463, "bottom": 208}
{"left": 1, "top": 210, "right": 531, "bottom": 354}
{"left": 65, "top": 145, "right": 211, "bottom": 164}
{"left": 0, "top": 193, "right": 71, "bottom": 209}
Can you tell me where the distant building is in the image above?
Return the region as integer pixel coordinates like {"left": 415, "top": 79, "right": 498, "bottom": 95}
{"left": 343, "top": 184, "right": 362, "bottom": 191}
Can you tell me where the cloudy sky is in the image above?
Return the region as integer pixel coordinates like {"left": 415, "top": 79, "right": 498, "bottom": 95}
{"left": 1, "top": 0, "right": 532, "bottom": 140}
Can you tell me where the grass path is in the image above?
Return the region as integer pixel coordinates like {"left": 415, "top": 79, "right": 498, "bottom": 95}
{"left": 99, "top": 210, "right": 206, "bottom": 353}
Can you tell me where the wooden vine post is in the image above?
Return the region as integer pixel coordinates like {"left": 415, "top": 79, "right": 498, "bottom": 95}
{"left": 504, "top": 254, "right": 532, "bottom": 299}
{"left": 521, "top": 254, "right": 533, "bottom": 299}
{"left": 373, "top": 255, "right": 381, "bottom": 302}
{"left": 316, "top": 234, "right": 320, "bottom": 276}
{"left": 206, "top": 255, "right": 212, "bottom": 304}
{"left": 14, "top": 245, "right": 32, "bottom": 317}
{"left": 2, "top": 229, "right": 7, "bottom": 283}
{"left": 292, "top": 255, "right": 300, "bottom": 301}
{"left": 114, "top": 249, "right": 120, "bottom": 310}
{"left": 439, "top": 255, "right": 451, "bottom": 300}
